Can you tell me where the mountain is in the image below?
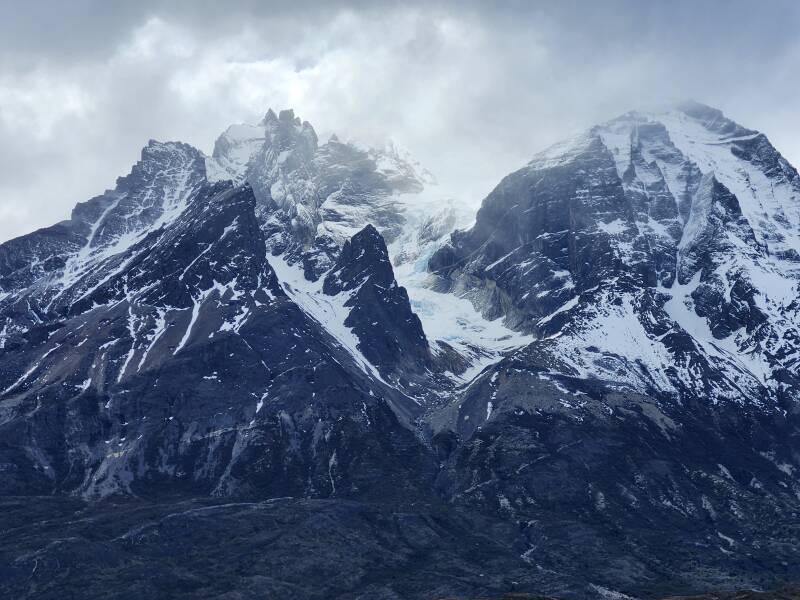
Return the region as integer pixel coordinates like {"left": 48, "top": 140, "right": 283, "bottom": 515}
{"left": 1, "top": 102, "right": 799, "bottom": 600}
{"left": 430, "top": 101, "right": 800, "bottom": 405}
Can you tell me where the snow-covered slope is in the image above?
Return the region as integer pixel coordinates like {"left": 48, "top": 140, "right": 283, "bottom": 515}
{"left": 0, "top": 141, "right": 207, "bottom": 340}
{"left": 206, "top": 109, "right": 433, "bottom": 245}
{"left": 204, "top": 108, "right": 523, "bottom": 380}
{"left": 431, "top": 101, "right": 800, "bottom": 407}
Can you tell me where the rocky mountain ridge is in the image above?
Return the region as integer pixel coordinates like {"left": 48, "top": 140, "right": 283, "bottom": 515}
{"left": 1, "top": 102, "right": 799, "bottom": 600}
{"left": 431, "top": 101, "right": 800, "bottom": 407}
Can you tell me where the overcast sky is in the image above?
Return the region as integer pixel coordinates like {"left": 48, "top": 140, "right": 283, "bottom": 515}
{"left": 1, "top": 0, "right": 799, "bottom": 242}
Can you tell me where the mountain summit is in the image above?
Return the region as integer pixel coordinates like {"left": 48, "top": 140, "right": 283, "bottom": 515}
{"left": 432, "top": 101, "right": 800, "bottom": 405}
{"left": 1, "top": 104, "right": 799, "bottom": 599}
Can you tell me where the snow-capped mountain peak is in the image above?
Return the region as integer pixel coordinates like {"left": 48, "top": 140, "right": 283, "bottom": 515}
{"left": 431, "top": 101, "right": 800, "bottom": 407}
{"left": 3, "top": 102, "right": 800, "bottom": 597}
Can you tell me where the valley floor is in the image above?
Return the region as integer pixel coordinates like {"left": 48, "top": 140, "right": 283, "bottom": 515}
{"left": 1, "top": 496, "right": 797, "bottom": 600}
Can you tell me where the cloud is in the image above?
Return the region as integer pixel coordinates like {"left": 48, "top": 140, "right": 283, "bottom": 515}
{"left": 0, "top": 1, "right": 799, "bottom": 241}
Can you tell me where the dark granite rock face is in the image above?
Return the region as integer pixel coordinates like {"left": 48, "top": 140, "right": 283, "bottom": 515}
{"left": 427, "top": 349, "right": 800, "bottom": 598}
{"left": 429, "top": 103, "right": 800, "bottom": 406}
{"left": 422, "top": 103, "right": 800, "bottom": 595}
{"left": 430, "top": 133, "right": 651, "bottom": 337}
{"left": 323, "top": 224, "right": 432, "bottom": 375}
{"left": 0, "top": 140, "right": 207, "bottom": 334}
{"left": 0, "top": 220, "right": 86, "bottom": 293}
{"left": 0, "top": 176, "right": 434, "bottom": 503}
